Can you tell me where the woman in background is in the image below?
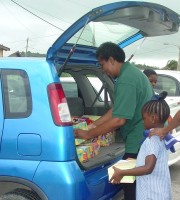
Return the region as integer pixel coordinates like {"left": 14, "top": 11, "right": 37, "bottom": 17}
{"left": 143, "top": 69, "right": 157, "bottom": 88}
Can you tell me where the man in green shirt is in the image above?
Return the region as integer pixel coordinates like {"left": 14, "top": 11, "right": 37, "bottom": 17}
{"left": 113, "top": 61, "right": 154, "bottom": 154}
{"left": 74, "top": 42, "right": 153, "bottom": 200}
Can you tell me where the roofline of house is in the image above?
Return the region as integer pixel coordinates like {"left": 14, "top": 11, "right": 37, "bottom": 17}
{"left": 0, "top": 44, "right": 10, "bottom": 51}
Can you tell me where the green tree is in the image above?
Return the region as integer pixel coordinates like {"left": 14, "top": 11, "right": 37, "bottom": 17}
{"left": 20, "top": 51, "right": 46, "bottom": 57}
{"left": 131, "top": 62, "right": 158, "bottom": 70}
{"left": 163, "top": 60, "right": 177, "bottom": 70}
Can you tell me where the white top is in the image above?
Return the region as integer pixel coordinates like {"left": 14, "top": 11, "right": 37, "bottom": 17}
{"left": 136, "top": 136, "right": 172, "bottom": 200}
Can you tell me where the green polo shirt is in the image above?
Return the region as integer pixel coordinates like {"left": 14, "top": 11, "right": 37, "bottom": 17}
{"left": 113, "top": 62, "right": 154, "bottom": 153}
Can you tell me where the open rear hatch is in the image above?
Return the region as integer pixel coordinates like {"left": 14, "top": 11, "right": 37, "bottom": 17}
{"left": 47, "top": 1, "right": 180, "bottom": 66}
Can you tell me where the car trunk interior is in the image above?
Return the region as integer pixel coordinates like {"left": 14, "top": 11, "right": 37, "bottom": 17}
{"left": 60, "top": 65, "right": 125, "bottom": 169}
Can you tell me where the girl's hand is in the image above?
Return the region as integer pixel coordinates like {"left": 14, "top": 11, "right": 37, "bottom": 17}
{"left": 109, "top": 166, "right": 124, "bottom": 184}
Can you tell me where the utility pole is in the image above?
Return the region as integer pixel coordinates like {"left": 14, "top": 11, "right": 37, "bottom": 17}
{"left": 25, "top": 38, "right": 29, "bottom": 57}
{"left": 164, "top": 43, "right": 180, "bottom": 71}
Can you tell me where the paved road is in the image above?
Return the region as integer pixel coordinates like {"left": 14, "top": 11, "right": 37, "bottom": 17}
{"left": 170, "top": 160, "right": 180, "bottom": 200}
{"left": 113, "top": 160, "right": 180, "bottom": 200}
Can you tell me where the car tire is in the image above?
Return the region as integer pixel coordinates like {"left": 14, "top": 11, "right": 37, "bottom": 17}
{"left": 0, "top": 188, "right": 41, "bottom": 200}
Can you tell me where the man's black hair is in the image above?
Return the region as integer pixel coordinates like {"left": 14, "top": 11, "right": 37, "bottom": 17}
{"left": 96, "top": 42, "right": 125, "bottom": 62}
{"left": 143, "top": 69, "right": 157, "bottom": 78}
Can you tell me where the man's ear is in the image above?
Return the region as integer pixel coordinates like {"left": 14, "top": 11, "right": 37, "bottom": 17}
{"left": 109, "top": 56, "right": 115, "bottom": 65}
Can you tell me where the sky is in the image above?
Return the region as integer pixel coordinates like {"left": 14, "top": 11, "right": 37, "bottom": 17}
{"left": 1, "top": 0, "right": 180, "bottom": 68}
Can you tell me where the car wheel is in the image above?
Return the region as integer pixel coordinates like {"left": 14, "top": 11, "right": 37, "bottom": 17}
{"left": 0, "top": 188, "right": 41, "bottom": 200}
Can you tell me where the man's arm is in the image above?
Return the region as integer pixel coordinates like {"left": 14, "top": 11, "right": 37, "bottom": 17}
{"left": 110, "top": 155, "right": 156, "bottom": 184}
{"left": 75, "top": 117, "right": 126, "bottom": 139}
{"left": 150, "top": 110, "right": 180, "bottom": 139}
{"left": 92, "top": 108, "right": 113, "bottom": 126}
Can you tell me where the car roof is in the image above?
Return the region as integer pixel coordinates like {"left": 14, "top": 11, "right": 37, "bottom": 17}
{"left": 155, "top": 70, "right": 180, "bottom": 80}
{"left": 0, "top": 57, "right": 47, "bottom": 70}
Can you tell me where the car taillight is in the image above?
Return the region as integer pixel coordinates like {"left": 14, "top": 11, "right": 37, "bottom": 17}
{"left": 48, "top": 83, "right": 72, "bottom": 126}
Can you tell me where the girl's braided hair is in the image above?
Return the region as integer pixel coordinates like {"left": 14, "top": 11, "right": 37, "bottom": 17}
{"left": 142, "top": 91, "right": 170, "bottom": 123}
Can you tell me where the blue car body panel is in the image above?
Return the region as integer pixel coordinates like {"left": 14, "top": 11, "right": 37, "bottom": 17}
{"left": 33, "top": 161, "right": 122, "bottom": 200}
{"left": 0, "top": 59, "right": 75, "bottom": 162}
{"left": 0, "top": 57, "right": 122, "bottom": 199}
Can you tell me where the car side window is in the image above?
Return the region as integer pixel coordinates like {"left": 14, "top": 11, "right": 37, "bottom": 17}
{"left": 2, "top": 69, "right": 32, "bottom": 118}
{"left": 86, "top": 75, "right": 110, "bottom": 102}
{"left": 154, "top": 75, "right": 177, "bottom": 96}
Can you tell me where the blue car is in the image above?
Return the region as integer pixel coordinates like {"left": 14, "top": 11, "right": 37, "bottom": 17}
{"left": 0, "top": 1, "right": 179, "bottom": 200}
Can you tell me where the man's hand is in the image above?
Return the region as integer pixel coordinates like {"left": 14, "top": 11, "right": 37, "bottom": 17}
{"left": 88, "top": 123, "right": 96, "bottom": 130}
{"left": 149, "top": 128, "right": 166, "bottom": 140}
{"left": 109, "top": 166, "right": 124, "bottom": 184}
{"left": 74, "top": 129, "right": 90, "bottom": 139}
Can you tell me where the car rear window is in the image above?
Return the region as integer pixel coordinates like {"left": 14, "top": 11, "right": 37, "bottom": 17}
{"left": 2, "top": 69, "right": 32, "bottom": 118}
